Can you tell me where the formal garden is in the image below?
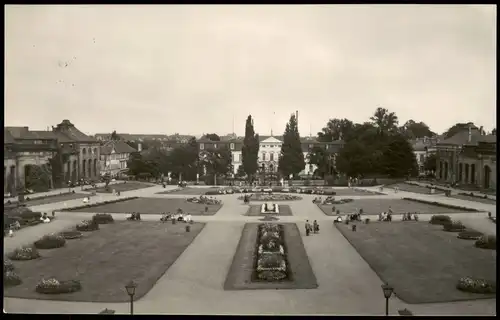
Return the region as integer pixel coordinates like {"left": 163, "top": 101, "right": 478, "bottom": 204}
{"left": 66, "top": 197, "right": 222, "bottom": 215}
{"left": 317, "top": 198, "right": 480, "bottom": 216}
{"left": 4, "top": 214, "right": 205, "bottom": 302}
{"left": 224, "top": 222, "right": 317, "bottom": 290}
{"left": 335, "top": 217, "right": 496, "bottom": 304}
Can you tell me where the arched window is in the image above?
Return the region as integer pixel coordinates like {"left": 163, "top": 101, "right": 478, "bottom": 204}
{"left": 82, "top": 148, "right": 87, "bottom": 156}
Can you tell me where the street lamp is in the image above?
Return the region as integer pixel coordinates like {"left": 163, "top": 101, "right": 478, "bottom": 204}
{"left": 381, "top": 283, "right": 394, "bottom": 316}
{"left": 125, "top": 280, "right": 137, "bottom": 315}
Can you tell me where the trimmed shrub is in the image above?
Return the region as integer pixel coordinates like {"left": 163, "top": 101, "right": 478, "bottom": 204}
{"left": 443, "top": 220, "right": 466, "bottom": 232}
{"left": 457, "top": 230, "right": 483, "bottom": 240}
{"left": 4, "top": 271, "right": 22, "bottom": 287}
{"left": 429, "top": 215, "right": 452, "bottom": 225}
{"left": 4, "top": 259, "right": 15, "bottom": 272}
{"left": 34, "top": 233, "right": 66, "bottom": 249}
{"left": 35, "top": 278, "right": 82, "bottom": 294}
{"left": 457, "top": 276, "right": 496, "bottom": 294}
{"left": 76, "top": 220, "right": 99, "bottom": 232}
{"left": 59, "top": 231, "right": 83, "bottom": 240}
{"left": 475, "top": 235, "right": 496, "bottom": 250}
{"left": 9, "top": 246, "right": 41, "bottom": 260}
{"left": 92, "top": 213, "right": 114, "bottom": 224}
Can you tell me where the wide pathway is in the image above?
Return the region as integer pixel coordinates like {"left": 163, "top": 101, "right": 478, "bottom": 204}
{"left": 4, "top": 185, "right": 496, "bottom": 315}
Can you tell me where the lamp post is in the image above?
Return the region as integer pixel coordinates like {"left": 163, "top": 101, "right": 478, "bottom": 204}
{"left": 381, "top": 283, "right": 394, "bottom": 316}
{"left": 125, "top": 280, "right": 137, "bottom": 315}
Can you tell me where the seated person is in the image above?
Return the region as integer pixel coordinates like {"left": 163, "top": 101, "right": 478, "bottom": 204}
{"left": 177, "top": 214, "right": 185, "bottom": 222}
{"left": 41, "top": 213, "right": 51, "bottom": 223}
{"left": 136, "top": 213, "right": 141, "bottom": 221}
{"left": 83, "top": 197, "right": 89, "bottom": 204}
{"left": 185, "top": 214, "right": 192, "bottom": 222}
{"left": 161, "top": 212, "right": 169, "bottom": 221}
{"left": 335, "top": 215, "right": 342, "bottom": 223}
{"left": 12, "top": 220, "right": 21, "bottom": 230}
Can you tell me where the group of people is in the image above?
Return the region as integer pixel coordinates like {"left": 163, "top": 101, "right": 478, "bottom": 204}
{"left": 160, "top": 212, "right": 192, "bottom": 223}
{"left": 305, "top": 220, "right": 320, "bottom": 236}
{"left": 402, "top": 212, "right": 419, "bottom": 221}
{"left": 127, "top": 212, "right": 142, "bottom": 221}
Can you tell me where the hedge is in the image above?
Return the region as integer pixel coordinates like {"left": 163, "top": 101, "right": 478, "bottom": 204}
{"left": 429, "top": 215, "right": 452, "bottom": 225}
{"left": 475, "top": 235, "right": 496, "bottom": 250}
{"left": 34, "top": 234, "right": 66, "bottom": 249}
{"left": 443, "top": 221, "right": 466, "bottom": 232}
{"left": 403, "top": 198, "right": 480, "bottom": 212}
{"left": 92, "top": 213, "right": 114, "bottom": 224}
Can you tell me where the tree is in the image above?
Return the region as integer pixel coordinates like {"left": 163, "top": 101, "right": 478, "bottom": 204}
{"left": 424, "top": 153, "right": 437, "bottom": 173}
{"left": 336, "top": 140, "right": 373, "bottom": 178}
{"left": 202, "top": 133, "right": 221, "bottom": 141}
{"left": 24, "top": 165, "right": 51, "bottom": 192}
{"left": 370, "top": 107, "right": 399, "bottom": 135}
{"left": 236, "top": 165, "right": 246, "bottom": 178}
{"left": 242, "top": 115, "right": 260, "bottom": 180}
{"left": 399, "top": 120, "right": 435, "bottom": 139}
{"left": 200, "top": 146, "right": 233, "bottom": 179}
{"left": 110, "top": 130, "right": 121, "bottom": 141}
{"left": 492, "top": 128, "right": 497, "bottom": 135}
{"left": 381, "top": 134, "right": 418, "bottom": 178}
{"left": 125, "top": 140, "right": 149, "bottom": 151}
{"left": 307, "top": 146, "right": 330, "bottom": 178}
{"left": 126, "top": 152, "right": 149, "bottom": 178}
{"left": 279, "top": 114, "right": 305, "bottom": 178}
{"left": 317, "top": 118, "right": 355, "bottom": 142}
{"left": 166, "top": 141, "right": 199, "bottom": 181}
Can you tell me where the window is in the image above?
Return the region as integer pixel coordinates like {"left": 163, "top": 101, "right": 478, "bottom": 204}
{"left": 230, "top": 143, "right": 235, "bottom": 150}
{"left": 262, "top": 152, "right": 266, "bottom": 161}
{"left": 270, "top": 153, "right": 274, "bottom": 161}
{"left": 234, "top": 154, "right": 239, "bottom": 162}
{"left": 200, "top": 143, "right": 204, "bottom": 150}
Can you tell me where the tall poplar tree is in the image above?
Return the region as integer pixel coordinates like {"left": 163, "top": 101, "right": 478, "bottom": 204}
{"left": 279, "top": 114, "right": 305, "bottom": 178}
{"left": 242, "top": 115, "right": 260, "bottom": 181}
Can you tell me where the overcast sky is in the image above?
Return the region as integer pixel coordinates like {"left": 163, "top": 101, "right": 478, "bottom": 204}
{"left": 5, "top": 5, "right": 496, "bottom": 136}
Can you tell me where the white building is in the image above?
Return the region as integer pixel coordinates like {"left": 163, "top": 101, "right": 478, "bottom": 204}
{"left": 99, "top": 141, "right": 137, "bottom": 177}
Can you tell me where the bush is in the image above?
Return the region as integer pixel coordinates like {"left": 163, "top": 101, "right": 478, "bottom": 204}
{"left": 457, "top": 230, "right": 483, "bottom": 240}
{"left": 4, "top": 270, "right": 22, "bottom": 287}
{"left": 443, "top": 220, "right": 466, "bottom": 232}
{"left": 76, "top": 220, "right": 99, "bottom": 231}
{"left": 34, "top": 233, "right": 66, "bottom": 249}
{"left": 429, "top": 215, "right": 452, "bottom": 225}
{"left": 457, "top": 276, "right": 496, "bottom": 294}
{"left": 475, "top": 235, "right": 496, "bottom": 250}
{"left": 92, "top": 213, "right": 114, "bottom": 224}
{"left": 35, "top": 278, "right": 82, "bottom": 294}
{"left": 9, "top": 246, "right": 41, "bottom": 260}
{"left": 59, "top": 231, "right": 83, "bottom": 240}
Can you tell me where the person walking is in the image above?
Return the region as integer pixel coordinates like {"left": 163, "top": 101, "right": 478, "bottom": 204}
{"left": 305, "top": 220, "right": 311, "bottom": 236}
{"left": 313, "top": 220, "right": 319, "bottom": 234}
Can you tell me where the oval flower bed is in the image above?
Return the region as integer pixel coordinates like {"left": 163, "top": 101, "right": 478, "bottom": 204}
{"left": 457, "top": 230, "right": 484, "bottom": 240}
{"left": 443, "top": 220, "right": 466, "bottom": 232}
{"left": 3, "top": 259, "right": 22, "bottom": 287}
{"left": 76, "top": 220, "right": 100, "bottom": 232}
{"left": 59, "top": 230, "right": 83, "bottom": 240}
{"left": 456, "top": 276, "right": 496, "bottom": 294}
{"left": 8, "top": 246, "right": 41, "bottom": 260}
{"left": 429, "top": 215, "right": 452, "bottom": 225}
{"left": 254, "top": 223, "right": 289, "bottom": 282}
{"left": 34, "top": 233, "right": 66, "bottom": 249}
{"left": 35, "top": 278, "right": 82, "bottom": 294}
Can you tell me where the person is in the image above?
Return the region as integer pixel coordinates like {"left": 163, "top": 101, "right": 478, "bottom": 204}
{"left": 305, "top": 220, "right": 311, "bottom": 236}
{"left": 83, "top": 197, "right": 89, "bottom": 204}
{"left": 387, "top": 211, "right": 392, "bottom": 222}
{"left": 41, "top": 213, "right": 51, "bottom": 223}
{"left": 12, "top": 220, "right": 21, "bottom": 230}
{"left": 313, "top": 220, "right": 319, "bottom": 234}
{"left": 161, "top": 212, "right": 169, "bottom": 222}
{"left": 336, "top": 215, "right": 342, "bottom": 223}
{"left": 378, "top": 212, "right": 383, "bottom": 222}
{"left": 185, "top": 213, "right": 192, "bottom": 223}
{"left": 9, "top": 229, "right": 14, "bottom": 237}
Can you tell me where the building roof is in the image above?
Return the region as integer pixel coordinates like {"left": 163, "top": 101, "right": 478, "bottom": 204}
{"left": 438, "top": 128, "right": 485, "bottom": 146}
{"left": 478, "top": 135, "right": 496, "bottom": 143}
{"left": 100, "top": 141, "right": 137, "bottom": 155}
{"left": 4, "top": 129, "right": 16, "bottom": 144}
{"left": 29, "top": 131, "right": 58, "bottom": 140}
{"left": 54, "top": 120, "right": 97, "bottom": 143}
{"left": 5, "top": 127, "right": 33, "bottom": 139}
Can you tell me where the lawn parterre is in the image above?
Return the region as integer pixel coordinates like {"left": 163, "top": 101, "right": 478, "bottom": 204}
{"left": 4, "top": 221, "right": 206, "bottom": 302}
{"left": 61, "top": 196, "right": 140, "bottom": 211}
{"left": 86, "top": 182, "right": 152, "bottom": 194}
{"left": 224, "top": 223, "right": 317, "bottom": 290}
{"left": 67, "top": 197, "right": 222, "bottom": 215}
{"left": 335, "top": 221, "right": 496, "bottom": 303}
{"left": 22, "top": 193, "right": 89, "bottom": 207}
{"left": 317, "top": 198, "right": 477, "bottom": 216}
{"left": 386, "top": 183, "right": 445, "bottom": 195}
{"left": 157, "top": 187, "right": 221, "bottom": 195}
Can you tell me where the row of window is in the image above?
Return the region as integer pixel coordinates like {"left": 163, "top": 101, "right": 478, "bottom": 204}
{"left": 200, "top": 143, "right": 336, "bottom": 151}
{"left": 100, "top": 153, "right": 129, "bottom": 161}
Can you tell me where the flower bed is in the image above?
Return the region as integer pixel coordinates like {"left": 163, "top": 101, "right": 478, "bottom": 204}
{"left": 34, "top": 233, "right": 66, "bottom": 249}
{"left": 322, "top": 197, "right": 354, "bottom": 205}
{"left": 4, "top": 270, "right": 22, "bottom": 287}
{"left": 253, "top": 223, "right": 290, "bottom": 282}
{"left": 76, "top": 220, "right": 99, "bottom": 232}
{"left": 456, "top": 276, "right": 496, "bottom": 294}
{"left": 443, "top": 220, "right": 466, "bottom": 232}
{"left": 458, "top": 192, "right": 492, "bottom": 200}
{"left": 403, "top": 198, "right": 480, "bottom": 212}
{"left": 429, "top": 215, "right": 452, "bottom": 225}
{"left": 60, "top": 196, "right": 139, "bottom": 211}
{"left": 238, "top": 194, "right": 302, "bottom": 202}
{"left": 186, "top": 196, "right": 222, "bottom": 205}
{"left": 35, "top": 278, "right": 82, "bottom": 294}
{"left": 474, "top": 235, "right": 496, "bottom": 250}
{"left": 92, "top": 213, "right": 114, "bottom": 224}
{"left": 59, "top": 230, "right": 83, "bottom": 240}
{"left": 8, "top": 246, "right": 41, "bottom": 260}
{"left": 457, "top": 230, "right": 484, "bottom": 240}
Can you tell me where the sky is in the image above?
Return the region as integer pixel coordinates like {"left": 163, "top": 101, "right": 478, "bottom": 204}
{"left": 4, "top": 5, "right": 497, "bottom": 137}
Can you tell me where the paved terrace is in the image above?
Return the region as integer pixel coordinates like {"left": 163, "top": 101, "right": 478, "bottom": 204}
{"left": 4, "top": 185, "right": 496, "bottom": 315}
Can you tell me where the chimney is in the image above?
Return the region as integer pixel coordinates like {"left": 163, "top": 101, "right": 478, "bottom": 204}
{"left": 479, "top": 126, "right": 484, "bottom": 135}
{"left": 138, "top": 142, "right": 142, "bottom": 152}
{"left": 468, "top": 126, "right": 472, "bottom": 143}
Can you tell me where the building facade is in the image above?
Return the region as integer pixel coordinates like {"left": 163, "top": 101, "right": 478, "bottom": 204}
{"left": 99, "top": 140, "right": 137, "bottom": 177}
{"left": 435, "top": 124, "right": 496, "bottom": 190}
{"left": 196, "top": 135, "right": 344, "bottom": 177}
{"left": 411, "top": 136, "right": 440, "bottom": 175}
